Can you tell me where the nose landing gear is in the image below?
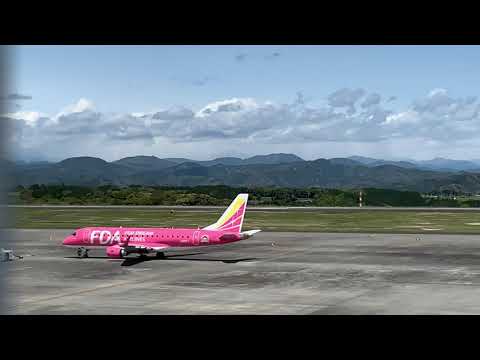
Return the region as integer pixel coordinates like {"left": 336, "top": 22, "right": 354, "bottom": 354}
{"left": 77, "top": 247, "right": 89, "bottom": 258}
{"left": 156, "top": 252, "right": 165, "bottom": 259}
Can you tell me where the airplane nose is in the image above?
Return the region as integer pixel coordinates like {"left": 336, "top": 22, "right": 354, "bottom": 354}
{"left": 63, "top": 235, "right": 76, "bottom": 245}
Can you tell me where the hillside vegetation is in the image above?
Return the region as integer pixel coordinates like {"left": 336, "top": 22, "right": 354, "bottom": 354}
{"left": 9, "top": 184, "right": 480, "bottom": 207}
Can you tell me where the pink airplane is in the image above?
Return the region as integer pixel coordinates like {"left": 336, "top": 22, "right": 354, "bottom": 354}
{"left": 62, "top": 194, "right": 261, "bottom": 259}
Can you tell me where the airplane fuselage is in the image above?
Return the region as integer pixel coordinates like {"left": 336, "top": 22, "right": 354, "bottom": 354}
{"left": 64, "top": 227, "right": 243, "bottom": 248}
{"left": 62, "top": 193, "right": 260, "bottom": 259}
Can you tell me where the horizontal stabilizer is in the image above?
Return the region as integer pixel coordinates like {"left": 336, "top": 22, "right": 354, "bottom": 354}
{"left": 241, "top": 229, "right": 261, "bottom": 239}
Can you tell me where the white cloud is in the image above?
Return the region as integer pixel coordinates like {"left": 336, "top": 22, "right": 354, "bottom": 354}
{"left": 54, "top": 98, "right": 95, "bottom": 122}
{"left": 428, "top": 88, "right": 448, "bottom": 97}
{"left": 131, "top": 111, "right": 156, "bottom": 118}
{"left": 382, "top": 110, "right": 420, "bottom": 126}
{"left": 328, "top": 88, "right": 366, "bottom": 115}
{"left": 5, "top": 111, "right": 43, "bottom": 126}
{"left": 361, "top": 93, "right": 381, "bottom": 108}
{"left": 195, "top": 98, "right": 258, "bottom": 117}
{"left": 5, "top": 88, "right": 480, "bottom": 161}
{"left": 71, "top": 98, "right": 94, "bottom": 113}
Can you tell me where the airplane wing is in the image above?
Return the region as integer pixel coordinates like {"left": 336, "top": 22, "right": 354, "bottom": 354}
{"left": 125, "top": 243, "right": 171, "bottom": 251}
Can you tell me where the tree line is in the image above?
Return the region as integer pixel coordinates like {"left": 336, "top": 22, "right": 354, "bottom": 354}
{"left": 9, "top": 184, "right": 480, "bottom": 207}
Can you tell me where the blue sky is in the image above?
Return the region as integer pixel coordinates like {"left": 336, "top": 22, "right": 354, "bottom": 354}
{"left": 6, "top": 45, "right": 480, "bottom": 161}
{"left": 14, "top": 45, "right": 480, "bottom": 113}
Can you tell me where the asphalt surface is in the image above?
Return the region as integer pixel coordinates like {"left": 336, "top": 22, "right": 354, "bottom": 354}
{"left": 3, "top": 229, "right": 480, "bottom": 314}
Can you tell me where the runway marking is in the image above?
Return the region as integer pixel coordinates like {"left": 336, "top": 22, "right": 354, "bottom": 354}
{"left": 11, "top": 280, "right": 136, "bottom": 307}
{"left": 8, "top": 266, "right": 212, "bottom": 310}
{"left": 128, "top": 268, "right": 151, "bottom": 272}
{"left": 9, "top": 266, "right": 33, "bottom": 272}
{"left": 241, "top": 248, "right": 312, "bottom": 267}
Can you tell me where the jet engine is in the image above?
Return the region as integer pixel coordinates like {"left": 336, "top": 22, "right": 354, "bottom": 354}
{"left": 106, "top": 245, "right": 127, "bottom": 258}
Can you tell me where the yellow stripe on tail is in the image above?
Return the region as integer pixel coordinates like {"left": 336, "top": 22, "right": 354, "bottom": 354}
{"left": 203, "top": 193, "right": 248, "bottom": 232}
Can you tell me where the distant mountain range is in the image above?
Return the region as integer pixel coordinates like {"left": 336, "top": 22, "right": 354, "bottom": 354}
{"left": 163, "top": 153, "right": 305, "bottom": 167}
{"left": 347, "top": 156, "right": 480, "bottom": 172}
{"left": 6, "top": 153, "right": 480, "bottom": 193}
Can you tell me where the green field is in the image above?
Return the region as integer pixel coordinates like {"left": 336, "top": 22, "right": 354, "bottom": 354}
{"left": 9, "top": 208, "right": 480, "bottom": 234}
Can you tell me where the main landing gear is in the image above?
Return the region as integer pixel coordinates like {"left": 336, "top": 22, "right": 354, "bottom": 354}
{"left": 156, "top": 252, "right": 165, "bottom": 259}
{"left": 77, "top": 247, "right": 89, "bottom": 258}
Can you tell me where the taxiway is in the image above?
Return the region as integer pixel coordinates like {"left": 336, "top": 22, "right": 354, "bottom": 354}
{"left": 2, "top": 229, "right": 480, "bottom": 314}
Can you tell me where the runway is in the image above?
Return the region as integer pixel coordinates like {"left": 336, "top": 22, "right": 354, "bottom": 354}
{"left": 3, "top": 229, "right": 480, "bottom": 314}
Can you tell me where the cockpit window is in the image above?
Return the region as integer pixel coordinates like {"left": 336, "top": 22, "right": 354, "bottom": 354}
{"left": 71, "top": 232, "right": 76, "bottom": 236}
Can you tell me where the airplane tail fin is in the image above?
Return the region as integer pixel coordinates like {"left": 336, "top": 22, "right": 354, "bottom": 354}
{"left": 203, "top": 193, "right": 248, "bottom": 233}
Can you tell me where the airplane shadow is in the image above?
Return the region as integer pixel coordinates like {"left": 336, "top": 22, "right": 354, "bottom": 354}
{"left": 121, "top": 254, "right": 258, "bottom": 267}
{"left": 65, "top": 252, "right": 205, "bottom": 261}
{"left": 65, "top": 253, "right": 258, "bottom": 267}
{"left": 65, "top": 256, "right": 109, "bottom": 259}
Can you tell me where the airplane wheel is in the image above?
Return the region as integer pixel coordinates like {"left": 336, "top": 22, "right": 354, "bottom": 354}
{"left": 77, "top": 248, "right": 89, "bottom": 258}
{"left": 156, "top": 252, "right": 165, "bottom": 259}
